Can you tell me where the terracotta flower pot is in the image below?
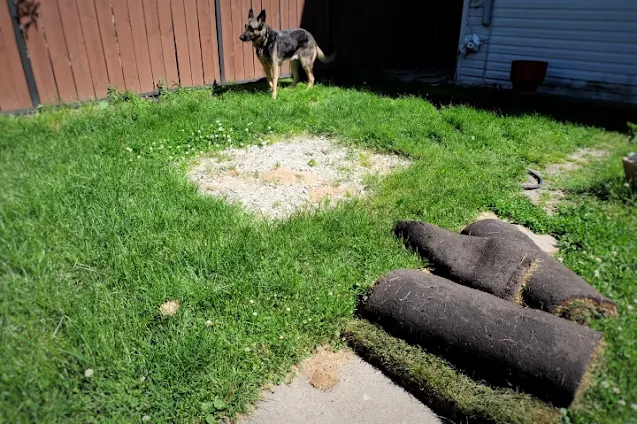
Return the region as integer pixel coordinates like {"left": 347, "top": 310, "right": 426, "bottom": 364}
{"left": 510, "top": 60, "right": 548, "bottom": 94}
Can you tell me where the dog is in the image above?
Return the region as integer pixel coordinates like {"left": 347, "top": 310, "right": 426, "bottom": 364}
{"left": 239, "top": 9, "right": 334, "bottom": 99}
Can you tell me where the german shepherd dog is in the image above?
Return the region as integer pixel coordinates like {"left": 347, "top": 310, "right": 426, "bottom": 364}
{"left": 239, "top": 9, "right": 334, "bottom": 99}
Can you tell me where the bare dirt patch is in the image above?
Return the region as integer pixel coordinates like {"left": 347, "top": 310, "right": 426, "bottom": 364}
{"left": 300, "top": 346, "right": 355, "bottom": 391}
{"left": 523, "top": 147, "right": 608, "bottom": 214}
{"left": 188, "top": 136, "right": 409, "bottom": 219}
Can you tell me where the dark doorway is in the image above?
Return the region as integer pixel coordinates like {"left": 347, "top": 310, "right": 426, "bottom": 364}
{"left": 300, "top": 0, "right": 465, "bottom": 82}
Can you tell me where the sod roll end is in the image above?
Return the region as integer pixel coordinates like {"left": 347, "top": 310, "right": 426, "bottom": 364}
{"left": 461, "top": 219, "right": 618, "bottom": 320}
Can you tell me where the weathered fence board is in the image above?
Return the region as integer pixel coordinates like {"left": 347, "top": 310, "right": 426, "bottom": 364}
{"left": 0, "top": 0, "right": 31, "bottom": 110}
{"left": 95, "top": 0, "right": 126, "bottom": 92}
{"left": 184, "top": 0, "right": 204, "bottom": 86}
{"left": 19, "top": 0, "right": 59, "bottom": 104}
{"left": 157, "top": 0, "right": 180, "bottom": 87}
{"left": 77, "top": 0, "right": 110, "bottom": 99}
{"left": 198, "top": 0, "right": 221, "bottom": 85}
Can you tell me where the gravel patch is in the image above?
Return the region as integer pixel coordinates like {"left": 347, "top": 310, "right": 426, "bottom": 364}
{"left": 188, "top": 136, "right": 410, "bottom": 219}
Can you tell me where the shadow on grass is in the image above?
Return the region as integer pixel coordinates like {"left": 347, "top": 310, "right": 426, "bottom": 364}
{"left": 324, "top": 67, "right": 637, "bottom": 133}
{"left": 566, "top": 176, "right": 637, "bottom": 204}
{"left": 213, "top": 66, "right": 637, "bottom": 134}
{"left": 212, "top": 78, "right": 294, "bottom": 96}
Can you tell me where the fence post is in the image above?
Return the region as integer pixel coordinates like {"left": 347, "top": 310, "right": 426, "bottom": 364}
{"left": 214, "top": 0, "right": 225, "bottom": 83}
{"left": 7, "top": 0, "right": 40, "bottom": 108}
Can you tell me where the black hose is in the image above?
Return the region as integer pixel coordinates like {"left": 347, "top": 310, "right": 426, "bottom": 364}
{"left": 521, "top": 169, "right": 544, "bottom": 190}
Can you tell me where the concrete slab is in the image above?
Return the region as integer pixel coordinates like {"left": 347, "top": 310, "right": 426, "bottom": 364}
{"left": 240, "top": 355, "right": 441, "bottom": 424}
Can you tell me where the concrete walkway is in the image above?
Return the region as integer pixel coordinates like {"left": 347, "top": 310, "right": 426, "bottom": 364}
{"left": 240, "top": 354, "right": 441, "bottom": 424}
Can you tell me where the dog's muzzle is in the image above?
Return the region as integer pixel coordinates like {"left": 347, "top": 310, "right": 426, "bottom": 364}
{"left": 239, "top": 33, "right": 249, "bottom": 42}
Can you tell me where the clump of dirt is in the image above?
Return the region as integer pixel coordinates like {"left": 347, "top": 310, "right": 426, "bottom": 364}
{"left": 188, "top": 137, "right": 409, "bottom": 219}
{"left": 523, "top": 148, "right": 608, "bottom": 214}
{"left": 300, "top": 346, "right": 354, "bottom": 391}
{"left": 159, "top": 300, "right": 180, "bottom": 316}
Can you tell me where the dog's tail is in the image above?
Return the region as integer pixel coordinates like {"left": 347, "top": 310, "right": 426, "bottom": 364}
{"left": 316, "top": 45, "right": 336, "bottom": 64}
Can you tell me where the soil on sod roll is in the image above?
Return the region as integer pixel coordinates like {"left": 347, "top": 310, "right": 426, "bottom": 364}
{"left": 393, "top": 221, "right": 538, "bottom": 303}
{"left": 461, "top": 219, "right": 618, "bottom": 321}
{"left": 359, "top": 269, "right": 603, "bottom": 408}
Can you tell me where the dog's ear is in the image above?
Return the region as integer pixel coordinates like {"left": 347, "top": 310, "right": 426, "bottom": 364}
{"left": 256, "top": 9, "right": 266, "bottom": 23}
{"left": 248, "top": 8, "right": 254, "bottom": 19}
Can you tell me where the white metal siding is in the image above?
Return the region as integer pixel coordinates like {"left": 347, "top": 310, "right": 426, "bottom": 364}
{"left": 455, "top": 0, "right": 637, "bottom": 104}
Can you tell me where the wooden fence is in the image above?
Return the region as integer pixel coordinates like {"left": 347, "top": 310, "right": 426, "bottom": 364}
{"left": 1, "top": 0, "right": 460, "bottom": 112}
{"left": 0, "top": 0, "right": 308, "bottom": 112}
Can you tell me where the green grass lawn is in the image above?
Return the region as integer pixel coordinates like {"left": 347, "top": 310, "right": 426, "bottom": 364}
{"left": 1, "top": 84, "right": 634, "bottom": 423}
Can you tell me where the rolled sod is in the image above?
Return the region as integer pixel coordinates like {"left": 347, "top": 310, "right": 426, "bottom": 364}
{"left": 394, "top": 221, "right": 538, "bottom": 304}
{"left": 461, "top": 219, "right": 618, "bottom": 320}
{"left": 359, "top": 269, "right": 603, "bottom": 407}
{"left": 343, "top": 319, "right": 560, "bottom": 424}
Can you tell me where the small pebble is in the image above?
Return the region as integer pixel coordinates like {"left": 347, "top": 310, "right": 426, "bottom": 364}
{"left": 84, "top": 369, "right": 94, "bottom": 378}
{"left": 142, "top": 415, "right": 151, "bottom": 422}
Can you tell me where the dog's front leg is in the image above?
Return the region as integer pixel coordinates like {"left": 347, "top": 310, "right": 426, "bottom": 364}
{"left": 265, "top": 66, "right": 273, "bottom": 90}
{"left": 259, "top": 59, "right": 273, "bottom": 90}
{"left": 271, "top": 62, "right": 280, "bottom": 100}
